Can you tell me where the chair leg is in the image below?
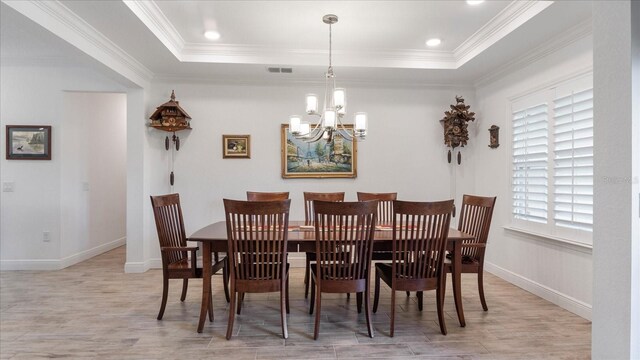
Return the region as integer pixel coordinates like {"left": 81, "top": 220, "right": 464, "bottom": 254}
{"left": 236, "top": 292, "right": 243, "bottom": 315}
{"left": 309, "top": 276, "right": 316, "bottom": 315}
{"left": 223, "top": 258, "right": 230, "bottom": 303}
{"left": 313, "top": 282, "right": 322, "bottom": 340}
{"left": 280, "top": 278, "right": 288, "bottom": 339}
{"left": 417, "top": 291, "right": 423, "bottom": 311}
{"left": 406, "top": 291, "right": 410, "bottom": 297}
{"left": 157, "top": 274, "right": 169, "bottom": 320}
{"left": 365, "top": 277, "right": 374, "bottom": 338}
{"left": 226, "top": 288, "right": 236, "bottom": 340}
{"left": 478, "top": 268, "right": 488, "bottom": 311}
{"left": 208, "top": 285, "right": 214, "bottom": 322}
{"left": 356, "top": 292, "right": 363, "bottom": 314}
{"left": 304, "top": 253, "right": 311, "bottom": 298}
{"left": 373, "top": 270, "right": 380, "bottom": 313}
{"left": 180, "top": 279, "right": 188, "bottom": 302}
{"left": 390, "top": 287, "right": 396, "bottom": 337}
{"left": 436, "top": 277, "right": 447, "bottom": 335}
{"left": 285, "top": 273, "right": 290, "bottom": 314}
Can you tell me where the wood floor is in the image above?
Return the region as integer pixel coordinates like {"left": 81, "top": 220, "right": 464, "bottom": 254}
{"left": 0, "top": 246, "right": 591, "bottom": 359}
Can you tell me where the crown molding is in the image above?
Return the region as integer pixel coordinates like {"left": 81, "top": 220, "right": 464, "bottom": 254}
{"left": 474, "top": 19, "right": 592, "bottom": 88}
{"left": 152, "top": 73, "right": 474, "bottom": 90}
{"left": 180, "top": 44, "right": 457, "bottom": 69}
{"left": 125, "top": 0, "right": 552, "bottom": 70}
{"left": 454, "top": 1, "right": 554, "bottom": 67}
{"left": 122, "top": 0, "right": 184, "bottom": 59}
{"left": 2, "top": 0, "right": 153, "bottom": 88}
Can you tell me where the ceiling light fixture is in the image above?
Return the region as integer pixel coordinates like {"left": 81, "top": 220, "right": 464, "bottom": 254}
{"left": 426, "top": 38, "right": 442, "bottom": 47}
{"left": 466, "top": 0, "right": 485, "bottom": 5}
{"left": 204, "top": 31, "right": 220, "bottom": 40}
{"left": 289, "top": 14, "right": 367, "bottom": 143}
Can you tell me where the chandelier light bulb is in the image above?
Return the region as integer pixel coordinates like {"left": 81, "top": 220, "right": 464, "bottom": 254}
{"left": 323, "top": 109, "right": 336, "bottom": 129}
{"left": 354, "top": 112, "right": 367, "bottom": 132}
{"left": 300, "top": 123, "right": 310, "bottom": 137}
{"left": 333, "top": 88, "right": 346, "bottom": 114}
{"left": 466, "top": 0, "right": 485, "bottom": 5}
{"left": 305, "top": 94, "right": 318, "bottom": 114}
{"left": 289, "top": 115, "right": 301, "bottom": 134}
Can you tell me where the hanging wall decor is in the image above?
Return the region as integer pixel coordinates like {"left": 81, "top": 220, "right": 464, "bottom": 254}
{"left": 488, "top": 125, "right": 500, "bottom": 148}
{"left": 149, "top": 90, "right": 192, "bottom": 185}
{"left": 440, "top": 95, "right": 475, "bottom": 164}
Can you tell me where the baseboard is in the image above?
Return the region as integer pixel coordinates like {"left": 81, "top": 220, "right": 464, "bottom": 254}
{"left": 60, "top": 237, "right": 126, "bottom": 269}
{"left": 1, "top": 237, "right": 126, "bottom": 271}
{"left": 0, "top": 259, "right": 62, "bottom": 271}
{"left": 484, "top": 261, "right": 592, "bottom": 320}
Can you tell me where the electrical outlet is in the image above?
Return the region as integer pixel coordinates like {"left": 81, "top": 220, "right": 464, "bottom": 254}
{"left": 2, "top": 182, "right": 14, "bottom": 192}
{"left": 43, "top": 231, "right": 51, "bottom": 242}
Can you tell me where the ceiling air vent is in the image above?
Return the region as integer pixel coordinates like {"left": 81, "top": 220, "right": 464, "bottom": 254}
{"left": 267, "top": 67, "right": 293, "bottom": 73}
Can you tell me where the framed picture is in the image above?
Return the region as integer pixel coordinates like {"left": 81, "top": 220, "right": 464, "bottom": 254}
{"left": 281, "top": 124, "right": 357, "bottom": 179}
{"left": 222, "top": 134, "right": 250, "bottom": 159}
{"left": 6, "top": 125, "right": 52, "bottom": 160}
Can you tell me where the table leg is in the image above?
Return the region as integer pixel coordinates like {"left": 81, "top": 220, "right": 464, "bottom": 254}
{"left": 198, "top": 241, "right": 212, "bottom": 333}
{"left": 452, "top": 240, "right": 466, "bottom": 327}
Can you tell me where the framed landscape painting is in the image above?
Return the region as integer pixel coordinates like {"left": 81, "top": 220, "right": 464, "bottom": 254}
{"left": 222, "top": 134, "right": 250, "bottom": 158}
{"left": 6, "top": 125, "right": 52, "bottom": 160}
{"left": 281, "top": 124, "right": 357, "bottom": 179}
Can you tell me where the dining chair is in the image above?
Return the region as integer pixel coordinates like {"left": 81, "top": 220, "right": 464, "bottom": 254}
{"left": 372, "top": 199, "right": 454, "bottom": 336}
{"left": 223, "top": 198, "right": 291, "bottom": 340}
{"left": 246, "top": 191, "right": 290, "bottom": 201}
{"left": 444, "top": 195, "right": 496, "bottom": 311}
{"left": 150, "top": 193, "right": 229, "bottom": 321}
{"left": 309, "top": 200, "right": 378, "bottom": 339}
{"left": 357, "top": 192, "right": 397, "bottom": 260}
{"left": 303, "top": 192, "right": 345, "bottom": 299}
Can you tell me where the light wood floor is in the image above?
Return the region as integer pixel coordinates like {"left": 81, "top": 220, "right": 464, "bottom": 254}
{"left": 0, "top": 246, "right": 591, "bottom": 359}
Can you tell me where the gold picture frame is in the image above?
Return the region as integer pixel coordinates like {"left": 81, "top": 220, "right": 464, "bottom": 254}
{"left": 281, "top": 124, "right": 357, "bottom": 179}
{"left": 222, "top": 135, "right": 250, "bottom": 159}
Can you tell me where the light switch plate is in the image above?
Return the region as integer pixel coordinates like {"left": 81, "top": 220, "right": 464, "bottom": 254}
{"left": 2, "top": 182, "right": 15, "bottom": 192}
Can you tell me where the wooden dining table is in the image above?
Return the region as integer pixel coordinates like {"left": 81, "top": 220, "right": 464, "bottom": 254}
{"left": 189, "top": 220, "right": 475, "bottom": 333}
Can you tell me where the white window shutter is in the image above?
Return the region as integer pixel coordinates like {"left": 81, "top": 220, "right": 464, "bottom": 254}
{"left": 512, "top": 103, "right": 549, "bottom": 224}
{"left": 552, "top": 88, "right": 593, "bottom": 231}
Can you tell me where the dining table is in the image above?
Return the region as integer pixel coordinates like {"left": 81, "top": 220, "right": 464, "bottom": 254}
{"left": 189, "top": 220, "right": 475, "bottom": 333}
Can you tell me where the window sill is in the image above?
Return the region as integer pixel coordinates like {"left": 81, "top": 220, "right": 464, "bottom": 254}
{"left": 502, "top": 225, "right": 593, "bottom": 251}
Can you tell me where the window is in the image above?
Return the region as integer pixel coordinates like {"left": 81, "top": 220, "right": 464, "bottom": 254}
{"left": 510, "top": 74, "right": 593, "bottom": 245}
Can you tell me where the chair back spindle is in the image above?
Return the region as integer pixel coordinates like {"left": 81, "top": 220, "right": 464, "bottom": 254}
{"left": 457, "top": 195, "right": 496, "bottom": 262}
{"left": 357, "top": 192, "right": 397, "bottom": 225}
{"left": 151, "top": 194, "right": 188, "bottom": 265}
{"left": 304, "top": 192, "right": 345, "bottom": 225}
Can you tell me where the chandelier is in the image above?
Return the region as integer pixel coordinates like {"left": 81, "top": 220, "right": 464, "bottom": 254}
{"left": 289, "top": 14, "right": 367, "bottom": 143}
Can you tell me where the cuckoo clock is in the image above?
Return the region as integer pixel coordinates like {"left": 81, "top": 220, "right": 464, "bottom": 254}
{"left": 440, "top": 96, "right": 475, "bottom": 165}
{"left": 149, "top": 90, "right": 192, "bottom": 185}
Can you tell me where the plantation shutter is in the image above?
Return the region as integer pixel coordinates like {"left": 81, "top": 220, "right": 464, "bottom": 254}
{"left": 552, "top": 88, "right": 593, "bottom": 231}
{"left": 512, "top": 103, "right": 549, "bottom": 224}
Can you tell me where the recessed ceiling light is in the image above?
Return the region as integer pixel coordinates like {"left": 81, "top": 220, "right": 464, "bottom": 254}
{"left": 466, "top": 0, "right": 485, "bottom": 5}
{"left": 426, "top": 38, "right": 441, "bottom": 47}
{"left": 204, "top": 31, "right": 221, "bottom": 40}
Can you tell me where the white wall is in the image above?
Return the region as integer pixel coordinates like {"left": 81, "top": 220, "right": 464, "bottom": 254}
{"left": 592, "top": 1, "right": 640, "bottom": 358}
{"left": 0, "top": 64, "right": 128, "bottom": 269}
{"left": 473, "top": 35, "right": 593, "bottom": 319}
{"left": 134, "top": 81, "right": 475, "bottom": 266}
{"left": 60, "top": 92, "right": 127, "bottom": 262}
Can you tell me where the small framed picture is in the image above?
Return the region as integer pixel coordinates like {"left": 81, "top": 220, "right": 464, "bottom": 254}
{"left": 222, "top": 134, "right": 250, "bottom": 159}
{"left": 6, "top": 125, "right": 52, "bottom": 160}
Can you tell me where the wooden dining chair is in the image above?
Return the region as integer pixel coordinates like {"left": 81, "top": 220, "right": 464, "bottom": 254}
{"left": 372, "top": 199, "right": 454, "bottom": 336}
{"left": 246, "top": 191, "right": 290, "bottom": 201}
{"left": 357, "top": 192, "right": 397, "bottom": 260}
{"left": 309, "top": 200, "right": 378, "bottom": 339}
{"left": 223, "top": 199, "right": 291, "bottom": 340}
{"left": 444, "top": 195, "right": 496, "bottom": 311}
{"left": 303, "top": 192, "right": 345, "bottom": 299}
{"left": 150, "top": 193, "right": 229, "bottom": 321}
